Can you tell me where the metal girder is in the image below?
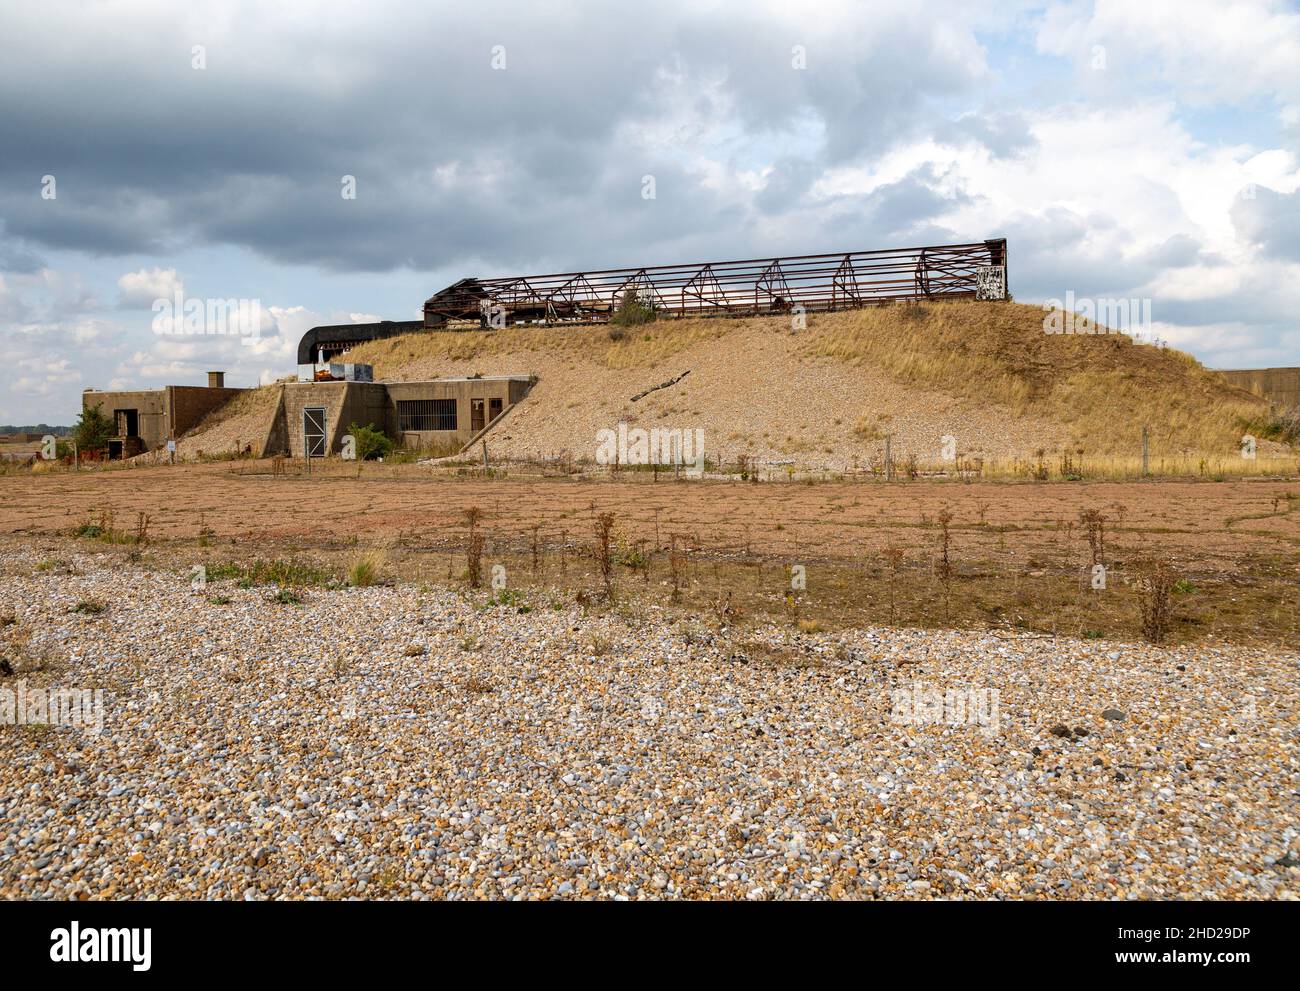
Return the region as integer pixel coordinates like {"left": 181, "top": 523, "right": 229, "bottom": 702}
{"left": 421, "top": 238, "right": 1008, "bottom": 327}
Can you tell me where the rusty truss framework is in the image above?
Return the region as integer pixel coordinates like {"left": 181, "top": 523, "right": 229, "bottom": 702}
{"left": 423, "top": 238, "right": 1007, "bottom": 328}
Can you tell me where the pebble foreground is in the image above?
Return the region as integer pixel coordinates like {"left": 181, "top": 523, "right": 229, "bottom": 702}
{"left": 2, "top": 545, "right": 1296, "bottom": 900}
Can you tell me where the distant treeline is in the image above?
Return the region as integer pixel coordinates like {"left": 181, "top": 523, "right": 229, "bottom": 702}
{"left": 0, "top": 424, "right": 71, "bottom": 436}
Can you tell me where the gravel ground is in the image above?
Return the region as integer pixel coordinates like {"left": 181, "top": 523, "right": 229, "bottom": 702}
{"left": 1, "top": 542, "right": 1297, "bottom": 900}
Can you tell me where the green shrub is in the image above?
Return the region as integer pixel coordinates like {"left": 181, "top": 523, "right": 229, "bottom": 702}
{"left": 204, "top": 558, "right": 333, "bottom": 588}
{"left": 73, "top": 403, "right": 114, "bottom": 454}
{"left": 611, "top": 289, "right": 658, "bottom": 327}
{"left": 347, "top": 422, "right": 394, "bottom": 460}
{"left": 1240, "top": 408, "right": 1300, "bottom": 446}
{"left": 347, "top": 549, "right": 385, "bottom": 587}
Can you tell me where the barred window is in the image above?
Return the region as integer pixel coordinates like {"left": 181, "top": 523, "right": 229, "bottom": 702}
{"left": 397, "top": 398, "right": 456, "bottom": 431}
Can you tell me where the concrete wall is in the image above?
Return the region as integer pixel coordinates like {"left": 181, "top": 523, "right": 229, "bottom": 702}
{"left": 265, "top": 377, "right": 534, "bottom": 457}
{"left": 84, "top": 384, "right": 245, "bottom": 454}
{"left": 281, "top": 381, "right": 390, "bottom": 457}
{"left": 261, "top": 387, "right": 289, "bottom": 457}
{"left": 386, "top": 377, "right": 530, "bottom": 451}
{"left": 82, "top": 389, "right": 169, "bottom": 451}
{"left": 1218, "top": 368, "right": 1300, "bottom": 410}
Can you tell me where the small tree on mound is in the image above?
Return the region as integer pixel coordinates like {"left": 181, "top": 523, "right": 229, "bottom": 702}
{"left": 73, "top": 403, "right": 113, "bottom": 455}
{"left": 611, "top": 288, "right": 658, "bottom": 327}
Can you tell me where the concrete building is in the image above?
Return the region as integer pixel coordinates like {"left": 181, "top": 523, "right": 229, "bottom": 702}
{"left": 82, "top": 372, "right": 245, "bottom": 459}
{"left": 270, "top": 375, "right": 534, "bottom": 458}
{"left": 1218, "top": 367, "right": 1300, "bottom": 410}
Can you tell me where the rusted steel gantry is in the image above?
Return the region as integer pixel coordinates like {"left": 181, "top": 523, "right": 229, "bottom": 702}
{"left": 423, "top": 238, "right": 1007, "bottom": 328}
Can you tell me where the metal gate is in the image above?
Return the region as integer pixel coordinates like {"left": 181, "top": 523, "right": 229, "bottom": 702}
{"left": 302, "top": 407, "right": 327, "bottom": 458}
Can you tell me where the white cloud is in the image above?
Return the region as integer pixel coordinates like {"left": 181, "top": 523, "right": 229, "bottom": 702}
{"left": 1036, "top": 0, "right": 1300, "bottom": 110}
{"left": 117, "top": 266, "right": 183, "bottom": 307}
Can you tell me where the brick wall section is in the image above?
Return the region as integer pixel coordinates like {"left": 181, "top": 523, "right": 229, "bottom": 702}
{"left": 167, "top": 386, "right": 246, "bottom": 438}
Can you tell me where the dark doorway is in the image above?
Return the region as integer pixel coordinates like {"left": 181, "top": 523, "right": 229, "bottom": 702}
{"left": 489, "top": 398, "right": 503, "bottom": 423}
{"left": 470, "top": 398, "right": 486, "bottom": 433}
{"left": 115, "top": 409, "right": 139, "bottom": 437}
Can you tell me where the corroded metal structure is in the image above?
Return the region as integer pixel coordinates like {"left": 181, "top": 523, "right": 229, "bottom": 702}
{"left": 422, "top": 238, "right": 1008, "bottom": 327}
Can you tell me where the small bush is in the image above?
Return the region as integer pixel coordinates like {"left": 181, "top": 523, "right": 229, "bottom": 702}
{"left": 610, "top": 289, "right": 658, "bottom": 327}
{"left": 1134, "top": 557, "right": 1178, "bottom": 644}
{"left": 347, "top": 549, "right": 386, "bottom": 587}
{"left": 594, "top": 511, "right": 617, "bottom": 601}
{"left": 464, "top": 507, "right": 484, "bottom": 588}
{"left": 1240, "top": 408, "right": 1300, "bottom": 446}
{"left": 347, "top": 422, "right": 394, "bottom": 461}
{"left": 73, "top": 403, "right": 114, "bottom": 456}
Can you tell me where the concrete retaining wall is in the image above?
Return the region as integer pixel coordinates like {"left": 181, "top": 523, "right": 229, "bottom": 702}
{"left": 1218, "top": 368, "right": 1300, "bottom": 410}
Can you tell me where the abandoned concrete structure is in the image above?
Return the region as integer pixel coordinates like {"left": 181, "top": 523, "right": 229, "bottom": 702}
{"left": 1219, "top": 367, "right": 1300, "bottom": 411}
{"left": 295, "top": 320, "right": 422, "bottom": 374}
{"left": 270, "top": 375, "right": 533, "bottom": 458}
{"left": 82, "top": 372, "right": 245, "bottom": 459}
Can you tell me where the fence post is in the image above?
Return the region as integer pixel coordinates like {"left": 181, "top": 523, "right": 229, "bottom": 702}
{"left": 884, "top": 434, "right": 893, "bottom": 482}
{"left": 1141, "top": 426, "right": 1149, "bottom": 476}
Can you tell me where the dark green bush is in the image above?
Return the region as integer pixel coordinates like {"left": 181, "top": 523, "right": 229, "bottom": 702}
{"left": 347, "top": 422, "right": 394, "bottom": 460}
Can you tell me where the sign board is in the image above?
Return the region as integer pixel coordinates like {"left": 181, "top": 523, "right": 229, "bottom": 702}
{"left": 166, "top": 440, "right": 177, "bottom": 454}
{"left": 975, "top": 265, "right": 1007, "bottom": 301}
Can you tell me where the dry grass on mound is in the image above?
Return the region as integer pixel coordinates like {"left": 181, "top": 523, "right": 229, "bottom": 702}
{"left": 177, "top": 383, "right": 283, "bottom": 457}
{"left": 803, "top": 302, "right": 1268, "bottom": 455}
{"left": 187, "top": 382, "right": 281, "bottom": 432}
{"left": 349, "top": 318, "right": 744, "bottom": 377}
{"left": 337, "top": 301, "right": 1278, "bottom": 462}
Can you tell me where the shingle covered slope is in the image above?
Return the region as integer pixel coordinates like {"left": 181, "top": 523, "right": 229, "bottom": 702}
{"left": 338, "top": 302, "right": 1274, "bottom": 467}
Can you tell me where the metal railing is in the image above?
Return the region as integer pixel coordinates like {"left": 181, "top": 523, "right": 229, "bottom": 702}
{"left": 423, "top": 238, "right": 1007, "bottom": 327}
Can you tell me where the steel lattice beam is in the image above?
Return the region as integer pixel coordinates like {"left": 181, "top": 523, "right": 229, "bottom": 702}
{"left": 422, "top": 238, "right": 1008, "bottom": 328}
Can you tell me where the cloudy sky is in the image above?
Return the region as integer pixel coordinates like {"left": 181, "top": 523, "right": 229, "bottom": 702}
{"left": 2, "top": 0, "right": 1298, "bottom": 424}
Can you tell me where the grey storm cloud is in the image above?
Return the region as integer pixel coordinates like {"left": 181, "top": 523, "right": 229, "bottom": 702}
{"left": 0, "top": 0, "right": 992, "bottom": 276}
{"left": 0, "top": 224, "right": 43, "bottom": 273}
{"left": 860, "top": 166, "right": 974, "bottom": 239}
{"left": 1231, "top": 186, "right": 1300, "bottom": 263}
{"left": 939, "top": 111, "right": 1037, "bottom": 159}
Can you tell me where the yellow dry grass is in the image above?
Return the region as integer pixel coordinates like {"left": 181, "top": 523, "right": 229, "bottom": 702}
{"left": 307, "top": 301, "right": 1283, "bottom": 464}
{"left": 351, "top": 317, "right": 743, "bottom": 375}
{"left": 802, "top": 301, "right": 1269, "bottom": 455}
{"left": 181, "top": 382, "right": 282, "bottom": 436}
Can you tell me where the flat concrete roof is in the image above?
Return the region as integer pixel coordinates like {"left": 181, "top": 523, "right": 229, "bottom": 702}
{"left": 406, "top": 375, "right": 531, "bottom": 383}
{"left": 292, "top": 375, "right": 530, "bottom": 385}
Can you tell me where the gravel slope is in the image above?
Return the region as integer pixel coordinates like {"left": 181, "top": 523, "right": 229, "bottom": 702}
{"left": 349, "top": 321, "right": 1062, "bottom": 468}
{"left": 1, "top": 543, "right": 1296, "bottom": 900}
